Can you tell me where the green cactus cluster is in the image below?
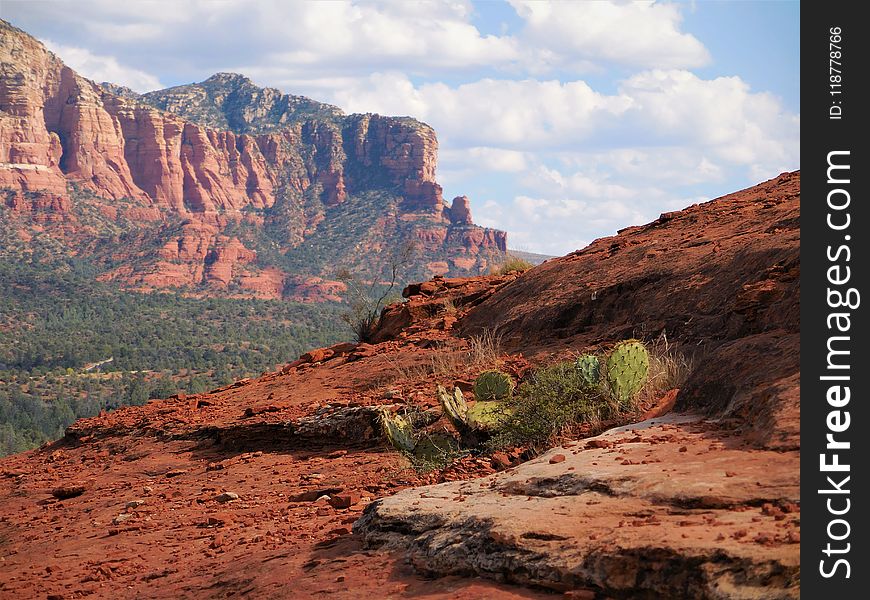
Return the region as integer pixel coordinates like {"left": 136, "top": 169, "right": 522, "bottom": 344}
{"left": 473, "top": 370, "right": 515, "bottom": 400}
{"left": 605, "top": 340, "right": 649, "bottom": 404}
{"left": 380, "top": 409, "right": 456, "bottom": 464}
{"left": 382, "top": 343, "right": 651, "bottom": 459}
{"left": 575, "top": 354, "right": 601, "bottom": 387}
{"left": 438, "top": 384, "right": 508, "bottom": 433}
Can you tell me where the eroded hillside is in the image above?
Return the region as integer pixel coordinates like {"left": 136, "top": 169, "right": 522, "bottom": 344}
{"left": 0, "top": 172, "right": 800, "bottom": 599}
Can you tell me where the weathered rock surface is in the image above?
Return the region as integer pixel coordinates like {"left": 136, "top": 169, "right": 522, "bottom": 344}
{"left": 462, "top": 171, "right": 800, "bottom": 449}
{"left": 0, "top": 322, "right": 552, "bottom": 599}
{"left": 355, "top": 415, "right": 800, "bottom": 598}
{"left": 0, "top": 20, "right": 506, "bottom": 297}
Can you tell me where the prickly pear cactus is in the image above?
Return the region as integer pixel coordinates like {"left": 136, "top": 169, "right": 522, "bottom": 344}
{"left": 381, "top": 411, "right": 415, "bottom": 453}
{"left": 606, "top": 340, "right": 649, "bottom": 404}
{"left": 437, "top": 384, "right": 468, "bottom": 431}
{"left": 466, "top": 401, "right": 507, "bottom": 430}
{"left": 473, "top": 370, "right": 515, "bottom": 401}
{"left": 575, "top": 354, "right": 601, "bottom": 387}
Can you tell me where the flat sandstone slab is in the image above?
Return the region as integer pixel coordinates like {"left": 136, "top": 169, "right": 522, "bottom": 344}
{"left": 355, "top": 414, "right": 800, "bottom": 599}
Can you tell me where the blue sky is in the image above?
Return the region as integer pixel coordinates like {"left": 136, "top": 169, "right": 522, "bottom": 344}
{"left": 1, "top": 0, "right": 799, "bottom": 255}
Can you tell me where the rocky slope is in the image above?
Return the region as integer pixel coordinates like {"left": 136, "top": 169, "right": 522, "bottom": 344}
{"left": 0, "top": 20, "right": 506, "bottom": 299}
{"left": 0, "top": 172, "right": 799, "bottom": 598}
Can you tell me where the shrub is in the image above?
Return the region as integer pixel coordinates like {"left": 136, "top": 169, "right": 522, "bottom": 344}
{"left": 487, "top": 360, "right": 612, "bottom": 452}
{"left": 336, "top": 241, "right": 417, "bottom": 342}
{"left": 380, "top": 406, "right": 464, "bottom": 470}
{"left": 491, "top": 255, "right": 534, "bottom": 276}
{"left": 637, "top": 334, "right": 695, "bottom": 402}
{"left": 465, "top": 329, "right": 502, "bottom": 369}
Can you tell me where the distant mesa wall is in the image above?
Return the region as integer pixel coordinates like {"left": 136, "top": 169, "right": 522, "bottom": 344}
{"left": 0, "top": 19, "right": 507, "bottom": 296}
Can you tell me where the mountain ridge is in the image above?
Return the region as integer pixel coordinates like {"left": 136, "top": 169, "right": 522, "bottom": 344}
{"left": 0, "top": 19, "right": 507, "bottom": 301}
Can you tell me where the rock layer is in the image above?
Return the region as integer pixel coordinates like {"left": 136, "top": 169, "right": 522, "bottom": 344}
{"left": 357, "top": 172, "right": 801, "bottom": 597}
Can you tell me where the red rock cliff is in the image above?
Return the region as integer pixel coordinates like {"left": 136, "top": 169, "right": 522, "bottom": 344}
{"left": 0, "top": 20, "right": 507, "bottom": 297}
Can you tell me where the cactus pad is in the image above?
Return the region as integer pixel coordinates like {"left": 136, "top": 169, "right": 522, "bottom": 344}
{"left": 466, "top": 401, "right": 508, "bottom": 430}
{"left": 381, "top": 411, "right": 415, "bottom": 453}
{"left": 575, "top": 354, "right": 601, "bottom": 387}
{"left": 473, "top": 370, "right": 515, "bottom": 401}
{"left": 437, "top": 384, "right": 468, "bottom": 430}
{"left": 606, "top": 340, "right": 649, "bottom": 404}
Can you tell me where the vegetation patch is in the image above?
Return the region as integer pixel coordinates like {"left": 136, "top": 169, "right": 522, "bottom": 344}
{"left": 381, "top": 337, "right": 694, "bottom": 461}
{"left": 0, "top": 258, "right": 349, "bottom": 456}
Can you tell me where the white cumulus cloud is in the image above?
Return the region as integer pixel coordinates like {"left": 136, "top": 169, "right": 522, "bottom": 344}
{"left": 509, "top": 0, "right": 710, "bottom": 71}
{"left": 42, "top": 39, "right": 163, "bottom": 91}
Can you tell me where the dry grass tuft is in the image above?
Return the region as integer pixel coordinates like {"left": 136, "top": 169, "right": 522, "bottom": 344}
{"left": 465, "top": 329, "right": 503, "bottom": 369}
{"left": 490, "top": 255, "right": 534, "bottom": 275}
{"left": 385, "top": 329, "right": 504, "bottom": 386}
{"left": 638, "top": 333, "right": 695, "bottom": 405}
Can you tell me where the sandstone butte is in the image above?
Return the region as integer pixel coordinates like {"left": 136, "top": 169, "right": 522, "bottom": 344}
{"left": 0, "top": 20, "right": 506, "bottom": 300}
{"left": 0, "top": 171, "right": 800, "bottom": 599}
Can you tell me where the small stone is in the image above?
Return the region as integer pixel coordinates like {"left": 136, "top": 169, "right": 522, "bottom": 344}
{"left": 165, "top": 469, "right": 187, "bottom": 478}
{"left": 761, "top": 503, "right": 783, "bottom": 517}
{"left": 207, "top": 513, "right": 233, "bottom": 527}
{"left": 326, "top": 450, "right": 348, "bottom": 459}
{"left": 210, "top": 534, "right": 224, "bottom": 549}
{"left": 214, "top": 492, "right": 240, "bottom": 503}
{"left": 288, "top": 487, "right": 342, "bottom": 502}
{"left": 328, "top": 492, "right": 360, "bottom": 509}
{"left": 143, "top": 486, "right": 153, "bottom": 495}
{"left": 549, "top": 454, "right": 566, "bottom": 464}
{"left": 125, "top": 500, "right": 145, "bottom": 509}
{"left": 316, "top": 507, "right": 332, "bottom": 516}
{"left": 51, "top": 485, "right": 86, "bottom": 500}
{"left": 491, "top": 452, "right": 511, "bottom": 470}
{"left": 112, "top": 513, "right": 132, "bottom": 525}
{"left": 585, "top": 439, "right": 613, "bottom": 449}
{"left": 678, "top": 446, "right": 688, "bottom": 453}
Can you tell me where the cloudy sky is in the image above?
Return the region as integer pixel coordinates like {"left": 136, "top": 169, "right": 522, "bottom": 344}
{"left": 2, "top": 0, "right": 799, "bottom": 255}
